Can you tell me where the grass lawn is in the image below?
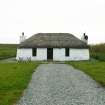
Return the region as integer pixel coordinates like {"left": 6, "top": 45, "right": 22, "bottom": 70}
{"left": 67, "top": 61, "right": 105, "bottom": 87}
{"left": 0, "top": 62, "right": 39, "bottom": 105}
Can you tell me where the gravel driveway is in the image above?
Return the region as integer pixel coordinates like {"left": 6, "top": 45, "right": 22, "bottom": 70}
{"left": 17, "top": 64, "right": 105, "bottom": 105}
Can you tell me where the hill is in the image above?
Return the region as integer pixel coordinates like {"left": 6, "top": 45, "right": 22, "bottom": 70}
{"left": 90, "top": 43, "right": 105, "bottom": 61}
{"left": 0, "top": 44, "right": 17, "bottom": 60}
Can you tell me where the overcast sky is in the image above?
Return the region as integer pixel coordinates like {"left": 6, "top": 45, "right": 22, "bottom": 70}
{"left": 0, "top": 0, "right": 105, "bottom": 44}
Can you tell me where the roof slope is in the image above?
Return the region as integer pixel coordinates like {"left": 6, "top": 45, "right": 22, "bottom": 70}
{"left": 19, "top": 33, "right": 88, "bottom": 48}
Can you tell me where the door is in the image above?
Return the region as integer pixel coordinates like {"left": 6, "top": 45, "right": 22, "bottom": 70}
{"left": 47, "top": 48, "right": 53, "bottom": 60}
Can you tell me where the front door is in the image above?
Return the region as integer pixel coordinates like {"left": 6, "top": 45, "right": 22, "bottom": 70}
{"left": 47, "top": 48, "right": 53, "bottom": 60}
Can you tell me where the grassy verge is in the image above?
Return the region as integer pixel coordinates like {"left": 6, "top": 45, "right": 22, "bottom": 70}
{"left": 67, "top": 61, "right": 105, "bottom": 86}
{"left": 0, "top": 62, "right": 40, "bottom": 105}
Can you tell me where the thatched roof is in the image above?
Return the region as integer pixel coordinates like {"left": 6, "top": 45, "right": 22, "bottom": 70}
{"left": 19, "top": 33, "right": 88, "bottom": 48}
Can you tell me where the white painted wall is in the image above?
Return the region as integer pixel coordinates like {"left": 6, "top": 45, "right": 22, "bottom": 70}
{"left": 16, "top": 48, "right": 32, "bottom": 60}
{"left": 53, "top": 48, "right": 89, "bottom": 61}
{"left": 69, "top": 49, "right": 89, "bottom": 61}
{"left": 16, "top": 48, "right": 47, "bottom": 61}
{"left": 16, "top": 48, "right": 89, "bottom": 61}
{"left": 31, "top": 48, "right": 47, "bottom": 61}
{"left": 53, "top": 48, "right": 65, "bottom": 61}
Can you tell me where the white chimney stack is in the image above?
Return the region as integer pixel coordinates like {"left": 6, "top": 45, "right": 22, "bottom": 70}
{"left": 81, "top": 33, "right": 88, "bottom": 44}
{"left": 20, "top": 32, "right": 26, "bottom": 43}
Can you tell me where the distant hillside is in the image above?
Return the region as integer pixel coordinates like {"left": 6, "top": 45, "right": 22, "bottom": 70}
{"left": 0, "top": 44, "right": 18, "bottom": 60}
{"left": 90, "top": 43, "right": 105, "bottom": 61}
{"left": 90, "top": 43, "right": 105, "bottom": 53}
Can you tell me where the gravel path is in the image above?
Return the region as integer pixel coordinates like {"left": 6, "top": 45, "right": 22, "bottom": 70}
{"left": 17, "top": 64, "right": 105, "bottom": 105}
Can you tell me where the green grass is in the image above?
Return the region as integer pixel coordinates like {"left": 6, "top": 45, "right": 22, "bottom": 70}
{"left": 0, "top": 44, "right": 17, "bottom": 60}
{"left": 67, "top": 61, "right": 105, "bottom": 86}
{"left": 0, "top": 62, "right": 39, "bottom": 105}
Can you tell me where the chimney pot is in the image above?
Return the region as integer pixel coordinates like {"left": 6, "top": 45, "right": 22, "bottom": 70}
{"left": 84, "top": 33, "right": 86, "bottom": 36}
{"left": 22, "top": 32, "right": 24, "bottom": 36}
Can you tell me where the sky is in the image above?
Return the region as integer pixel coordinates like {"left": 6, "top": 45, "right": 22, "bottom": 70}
{"left": 0, "top": 0, "right": 105, "bottom": 44}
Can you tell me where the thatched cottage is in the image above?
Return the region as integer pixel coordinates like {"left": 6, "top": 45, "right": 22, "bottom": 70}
{"left": 16, "top": 33, "right": 89, "bottom": 61}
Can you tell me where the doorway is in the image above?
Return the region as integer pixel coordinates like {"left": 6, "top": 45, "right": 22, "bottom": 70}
{"left": 47, "top": 48, "right": 53, "bottom": 60}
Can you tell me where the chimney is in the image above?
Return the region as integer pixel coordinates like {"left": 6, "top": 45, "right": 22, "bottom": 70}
{"left": 81, "top": 33, "right": 88, "bottom": 44}
{"left": 20, "top": 32, "right": 26, "bottom": 43}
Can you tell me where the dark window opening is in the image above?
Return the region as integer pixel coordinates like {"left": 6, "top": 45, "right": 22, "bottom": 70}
{"left": 32, "top": 48, "right": 37, "bottom": 56}
{"left": 47, "top": 48, "right": 53, "bottom": 60}
{"left": 65, "top": 48, "right": 69, "bottom": 56}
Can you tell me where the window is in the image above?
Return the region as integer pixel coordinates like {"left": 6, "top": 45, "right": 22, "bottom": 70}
{"left": 65, "top": 48, "right": 69, "bottom": 56}
{"left": 32, "top": 48, "right": 37, "bottom": 56}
